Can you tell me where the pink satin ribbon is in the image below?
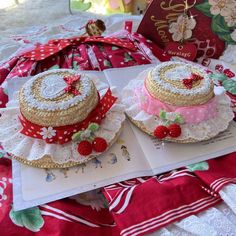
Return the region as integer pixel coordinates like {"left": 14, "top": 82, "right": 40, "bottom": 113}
{"left": 135, "top": 86, "right": 218, "bottom": 124}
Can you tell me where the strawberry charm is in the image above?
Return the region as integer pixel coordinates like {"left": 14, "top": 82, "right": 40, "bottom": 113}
{"left": 154, "top": 123, "right": 182, "bottom": 139}
{"left": 168, "top": 124, "right": 181, "bottom": 138}
{"left": 92, "top": 137, "right": 108, "bottom": 152}
{"left": 154, "top": 125, "right": 169, "bottom": 139}
{"left": 77, "top": 140, "right": 92, "bottom": 156}
{"left": 73, "top": 123, "right": 108, "bottom": 156}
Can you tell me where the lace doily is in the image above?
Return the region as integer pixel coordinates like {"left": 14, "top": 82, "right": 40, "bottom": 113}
{"left": 122, "top": 69, "right": 234, "bottom": 142}
{"left": 0, "top": 77, "right": 125, "bottom": 164}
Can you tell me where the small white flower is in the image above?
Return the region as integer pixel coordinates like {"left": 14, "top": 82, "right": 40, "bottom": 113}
{"left": 231, "top": 29, "right": 236, "bottom": 41}
{"left": 40, "top": 127, "right": 56, "bottom": 139}
{"left": 209, "top": 0, "right": 235, "bottom": 16}
{"left": 224, "top": 8, "right": 236, "bottom": 27}
{"left": 169, "top": 15, "right": 196, "bottom": 42}
{"left": 166, "top": 112, "right": 178, "bottom": 121}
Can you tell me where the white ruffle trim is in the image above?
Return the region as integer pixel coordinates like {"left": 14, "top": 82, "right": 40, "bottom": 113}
{"left": 0, "top": 77, "right": 125, "bottom": 164}
{"left": 122, "top": 69, "right": 234, "bottom": 142}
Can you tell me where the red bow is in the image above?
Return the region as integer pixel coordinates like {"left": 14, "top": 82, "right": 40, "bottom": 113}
{"left": 183, "top": 73, "right": 203, "bottom": 89}
{"left": 63, "top": 74, "right": 81, "bottom": 96}
{"left": 22, "top": 36, "right": 136, "bottom": 61}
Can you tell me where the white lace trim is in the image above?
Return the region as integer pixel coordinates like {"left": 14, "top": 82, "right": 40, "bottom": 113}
{"left": 150, "top": 61, "right": 212, "bottom": 95}
{"left": 22, "top": 69, "right": 92, "bottom": 111}
{"left": 0, "top": 78, "right": 125, "bottom": 164}
{"left": 122, "top": 71, "right": 234, "bottom": 142}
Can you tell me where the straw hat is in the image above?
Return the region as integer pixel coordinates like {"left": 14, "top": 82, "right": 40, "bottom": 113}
{"left": 122, "top": 61, "right": 234, "bottom": 143}
{"left": 0, "top": 69, "right": 125, "bottom": 168}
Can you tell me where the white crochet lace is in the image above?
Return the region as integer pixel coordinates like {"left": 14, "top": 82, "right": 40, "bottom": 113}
{"left": 23, "top": 69, "right": 92, "bottom": 111}
{"left": 150, "top": 62, "right": 212, "bottom": 96}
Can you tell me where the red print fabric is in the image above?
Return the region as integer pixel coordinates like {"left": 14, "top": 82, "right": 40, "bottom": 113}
{"left": 0, "top": 22, "right": 236, "bottom": 236}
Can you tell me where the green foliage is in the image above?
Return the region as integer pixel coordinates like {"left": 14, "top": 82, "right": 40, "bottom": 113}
{"left": 209, "top": 73, "right": 227, "bottom": 82}
{"left": 71, "top": 0, "right": 92, "bottom": 11}
{"left": 72, "top": 130, "right": 83, "bottom": 141}
{"left": 88, "top": 123, "right": 100, "bottom": 132}
{"left": 222, "top": 79, "right": 236, "bottom": 94}
{"left": 195, "top": 3, "right": 236, "bottom": 44}
{"left": 9, "top": 207, "right": 44, "bottom": 232}
{"left": 124, "top": 53, "right": 133, "bottom": 62}
{"left": 195, "top": 2, "right": 213, "bottom": 17}
{"left": 103, "top": 60, "right": 112, "bottom": 67}
{"left": 187, "top": 161, "right": 209, "bottom": 171}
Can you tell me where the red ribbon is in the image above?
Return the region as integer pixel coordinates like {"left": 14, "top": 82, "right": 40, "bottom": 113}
{"left": 19, "top": 89, "right": 117, "bottom": 144}
{"left": 22, "top": 36, "right": 137, "bottom": 61}
{"left": 63, "top": 74, "right": 81, "bottom": 96}
{"left": 183, "top": 73, "right": 204, "bottom": 89}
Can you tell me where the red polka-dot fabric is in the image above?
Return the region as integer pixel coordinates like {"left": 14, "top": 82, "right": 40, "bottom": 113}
{"left": 19, "top": 89, "right": 117, "bottom": 144}
{"left": 0, "top": 22, "right": 170, "bottom": 108}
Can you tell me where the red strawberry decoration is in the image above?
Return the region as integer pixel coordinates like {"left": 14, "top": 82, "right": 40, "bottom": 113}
{"left": 223, "top": 69, "right": 235, "bottom": 78}
{"left": 92, "top": 137, "right": 108, "bottom": 152}
{"left": 154, "top": 125, "right": 169, "bottom": 139}
{"left": 77, "top": 140, "right": 92, "bottom": 156}
{"left": 168, "top": 124, "right": 181, "bottom": 138}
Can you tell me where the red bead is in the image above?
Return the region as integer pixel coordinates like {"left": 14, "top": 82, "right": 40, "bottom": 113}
{"left": 168, "top": 124, "right": 181, "bottom": 138}
{"left": 77, "top": 141, "right": 92, "bottom": 156}
{"left": 92, "top": 137, "right": 108, "bottom": 152}
{"left": 153, "top": 125, "right": 169, "bottom": 139}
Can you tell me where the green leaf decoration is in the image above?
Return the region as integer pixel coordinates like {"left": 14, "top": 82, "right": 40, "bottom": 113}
{"left": 187, "top": 161, "right": 209, "bottom": 171}
{"left": 211, "top": 15, "right": 236, "bottom": 44}
{"left": 217, "top": 33, "right": 236, "bottom": 45}
{"left": 124, "top": 53, "right": 133, "bottom": 62}
{"left": 71, "top": 0, "right": 92, "bottom": 11}
{"left": 73, "top": 61, "right": 81, "bottom": 70}
{"left": 103, "top": 60, "right": 112, "bottom": 67}
{"left": 195, "top": 2, "right": 213, "bottom": 17}
{"left": 174, "top": 114, "right": 184, "bottom": 124}
{"left": 49, "top": 65, "right": 60, "bottom": 70}
{"left": 209, "top": 73, "right": 227, "bottom": 82}
{"left": 88, "top": 123, "right": 100, "bottom": 132}
{"left": 212, "top": 15, "right": 230, "bottom": 34}
{"left": 0, "top": 152, "right": 5, "bottom": 158}
{"left": 222, "top": 79, "right": 236, "bottom": 94}
{"left": 112, "top": 46, "right": 119, "bottom": 50}
{"left": 159, "top": 110, "right": 166, "bottom": 120}
{"left": 9, "top": 207, "right": 44, "bottom": 232}
{"left": 72, "top": 130, "right": 83, "bottom": 142}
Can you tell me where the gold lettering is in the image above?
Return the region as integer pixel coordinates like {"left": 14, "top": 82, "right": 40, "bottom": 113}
{"left": 159, "top": 30, "right": 169, "bottom": 43}
{"left": 151, "top": 15, "right": 168, "bottom": 30}
{"left": 160, "top": 0, "right": 196, "bottom": 12}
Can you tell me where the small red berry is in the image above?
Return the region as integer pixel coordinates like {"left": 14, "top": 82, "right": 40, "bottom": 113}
{"left": 168, "top": 124, "right": 181, "bottom": 138}
{"left": 92, "top": 137, "right": 108, "bottom": 152}
{"left": 154, "top": 125, "right": 169, "bottom": 139}
{"left": 77, "top": 141, "right": 92, "bottom": 156}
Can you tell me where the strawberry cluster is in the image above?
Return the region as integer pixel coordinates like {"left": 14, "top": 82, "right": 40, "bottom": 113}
{"left": 77, "top": 137, "right": 108, "bottom": 156}
{"left": 154, "top": 124, "right": 181, "bottom": 139}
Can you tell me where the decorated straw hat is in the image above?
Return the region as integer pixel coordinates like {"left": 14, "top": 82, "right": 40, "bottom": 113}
{"left": 0, "top": 69, "right": 125, "bottom": 168}
{"left": 122, "top": 61, "right": 234, "bottom": 143}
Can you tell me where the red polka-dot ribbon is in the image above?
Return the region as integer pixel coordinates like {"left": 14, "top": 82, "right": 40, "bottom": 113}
{"left": 19, "top": 88, "right": 117, "bottom": 144}
{"left": 23, "top": 36, "right": 137, "bottom": 61}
